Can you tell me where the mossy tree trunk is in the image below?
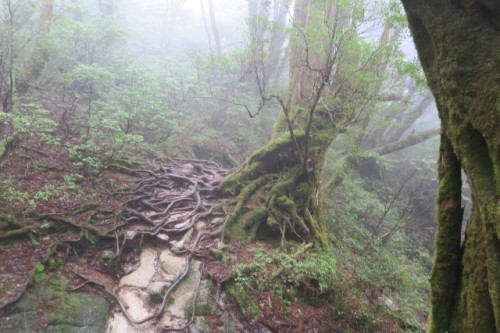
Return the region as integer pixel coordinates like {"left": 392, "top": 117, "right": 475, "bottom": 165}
{"left": 220, "top": 0, "right": 408, "bottom": 247}
{"left": 400, "top": 1, "right": 500, "bottom": 332}
{"left": 221, "top": 116, "right": 334, "bottom": 247}
{"left": 220, "top": 0, "right": 338, "bottom": 247}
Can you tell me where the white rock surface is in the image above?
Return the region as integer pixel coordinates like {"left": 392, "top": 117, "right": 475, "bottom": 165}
{"left": 107, "top": 245, "right": 199, "bottom": 333}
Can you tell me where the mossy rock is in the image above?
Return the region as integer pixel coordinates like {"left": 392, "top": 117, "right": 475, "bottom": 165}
{"left": 0, "top": 273, "right": 109, "bottom": 333}
{"left": 226, "top": 281, "right": 260, "bottom": 319}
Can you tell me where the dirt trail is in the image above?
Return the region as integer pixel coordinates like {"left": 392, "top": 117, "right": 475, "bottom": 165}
{"left": 0, "top": 156, "right": 258, "bottom": 332}
{"left": 80, "top": 158, "right": 239, "bottom": 332}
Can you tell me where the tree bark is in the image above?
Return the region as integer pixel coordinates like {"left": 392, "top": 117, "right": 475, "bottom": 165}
{"left": 428, "top": 133, "right": 463, "bottom": 332}
{"left": 400, "top": 1, "right": 500, "bottom": 332}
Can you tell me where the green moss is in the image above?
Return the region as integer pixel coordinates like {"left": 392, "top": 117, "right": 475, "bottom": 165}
{"left": 427, "top": 134, "right": 463, "bottom": 333}
{"left": 219, "top": 114, "right": 334, "bottom": 247}
{"left": 249, "top": 131, "right": 305, "bottom": 164}
{"left": 276, "top": 195, "right": 294, "bottom": 210}
{"left": 226, "top": 281, "right": 260, "bottom": 319}
{"left": 5, "top": 273, "right": 109, "bottom": 332}
{"left": 267, "top": 216, "right": 279, "bottom": 228}
{"left": 246, "top": 207, "right": 267, "bottom": 226}
{"left": 0, "top": 142, "right": 6, "bottom": 159}
{"left": 271, "top": 177, "right": 295, "bottom": 196}
{"left": 224, "top": 177, "right": 271, "bottom": 243}
{"left": 193, "top": 301, "right": 216, "bottom": 316}
{"left": 296, "top": 181, "right": 315, "bottom": 197}
{"left": 74, "top": 202, "right": 100, "bottom": 214}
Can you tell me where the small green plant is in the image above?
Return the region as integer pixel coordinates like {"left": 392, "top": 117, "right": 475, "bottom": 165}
{"left": 67, "top": 143, "right": 104, "bottom": 176}
{"left": 63, "top": 174, "right": 81, "bottom": 190}
{"left": 325, "top": 171, "right": 430, "bottom": 330}
{"left": 277, "top": 251, "right": 337, "bottom": 294}
{"left": 33, "top": 263, "right": 46, "bottom": 283}
{"left": 59, "top": 174, "right": 84, "bottom": 203}
{"left": 1, "top": 180, "right": 35, "bottom": 209}
{"left": 231, "top": 245, "right": 336, "bottom": 310}
{"left": 48, "top": 254, "right": 64, "bottom": 268}
{"left": 34, "top": 184, "right": 59, "bottom": 201}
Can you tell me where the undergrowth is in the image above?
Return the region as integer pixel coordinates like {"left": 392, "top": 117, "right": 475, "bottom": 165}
{"left": 230, "top": 245, "right": 336, "bottom": 312}
{"left": 325, "top": 170, "right": 429, "bottom": 332}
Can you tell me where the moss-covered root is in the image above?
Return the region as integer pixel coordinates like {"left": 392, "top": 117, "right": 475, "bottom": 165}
{"left": 219, "top": 129, "right": 330, "bottom": 248}
{"left": 223, "top": 175, "right": 272, "bottom": 244}
{"left": 222, "top": 169, "right": 328, "bottom": 248}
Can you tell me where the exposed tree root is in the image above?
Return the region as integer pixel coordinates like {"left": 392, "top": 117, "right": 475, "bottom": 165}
{"left": 67, "top": 158, "right": 232, "bottom": 328}
{"left": 215, "top": 131, "right": 330, "bottom": 247}
{"left": 0, "top": 227, "right": 32, "bottom": 239}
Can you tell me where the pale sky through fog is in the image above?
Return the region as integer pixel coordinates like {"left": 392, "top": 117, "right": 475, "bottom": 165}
{"left": 127, "top": 0, "right": 248, "bottom": 25}
{"left": 184, "top": 0, "right": 248, "bottom": 23}
{"left": 119, "top": 0, "right": 249, "bottom": 54}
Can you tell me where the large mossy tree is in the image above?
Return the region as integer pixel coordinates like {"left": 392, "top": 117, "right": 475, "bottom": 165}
{"left": 220, "top": 0, "right": 410, "bottom": 247}
{"left": 400, "top": 1, "right": 500, "bottom": 332}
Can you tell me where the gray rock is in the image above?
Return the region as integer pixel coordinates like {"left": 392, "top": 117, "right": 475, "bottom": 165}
{"left": 0, "top": 273, "right": 109, "bottom": 333}
{"left": 101, "top": 250, "right": 114, "bottom": 259}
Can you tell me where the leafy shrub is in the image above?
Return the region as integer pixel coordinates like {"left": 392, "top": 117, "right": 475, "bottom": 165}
{"left": 232, "top": 246, "right": 336, "bottom": 308}
{"left": 325, "top": 172, "right": 430, "bottom": 330}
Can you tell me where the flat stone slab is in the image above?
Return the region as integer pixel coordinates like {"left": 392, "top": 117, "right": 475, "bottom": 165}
{"left": 107, "top": 246, "right": 201, "bottom": 332}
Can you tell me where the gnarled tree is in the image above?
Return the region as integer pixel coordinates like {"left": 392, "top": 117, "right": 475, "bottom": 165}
{"left": 400, "top": 1, "right": 500, "bottom": 332}
{"left": 220, "top": 0, "right": 412, "bottom": 247}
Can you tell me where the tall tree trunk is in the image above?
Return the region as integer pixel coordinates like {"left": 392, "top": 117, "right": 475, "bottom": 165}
{"left": 17, "top": 0, "right": 54, "bottom": 94}
{"left": 400, "top": 1, "right": 500, "bottom": 332}
{"left": 207, "top": 0, "right": 222, "bottom": 57}
{"left": 246, "top": 0, "right": 289, "bottom": 89}
{"left": 200, "top": 0, "right": 214, "bottom": 54}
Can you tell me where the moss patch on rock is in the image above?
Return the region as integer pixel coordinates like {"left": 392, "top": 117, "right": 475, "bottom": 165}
{"left": 0, "top": 273, "right": 109, "bottom": 333}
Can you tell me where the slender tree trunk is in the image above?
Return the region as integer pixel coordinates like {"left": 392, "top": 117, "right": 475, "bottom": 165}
{"left": 200, "top": 0, "right": 214, "bottom": 54}
{"left": 207, "top": 0, "right": 222, "bottom": 57}
{"left": 326, "top": 128, "right": 440, "bottom": 190}
{"left": 400, "top": 1, "right": 500, "bottom": 332}
{"left": 17, "top": 0, "right": 54, "bottom": 94}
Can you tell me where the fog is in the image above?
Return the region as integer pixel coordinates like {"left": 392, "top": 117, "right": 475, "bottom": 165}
{"left": 119, "top": 0, "right": 248, "bottom": 56}
{"left": 112, "top": 0, "right": 440, "bottom": 136}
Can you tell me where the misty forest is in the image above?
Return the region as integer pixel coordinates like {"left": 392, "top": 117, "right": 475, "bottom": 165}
{"left": 0, "top": 0, "right": 498, "bottom": 332}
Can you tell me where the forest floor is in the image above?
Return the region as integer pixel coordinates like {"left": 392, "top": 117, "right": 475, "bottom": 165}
{"left": 0, "top": 140, "right": 402, "bottom": 333}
